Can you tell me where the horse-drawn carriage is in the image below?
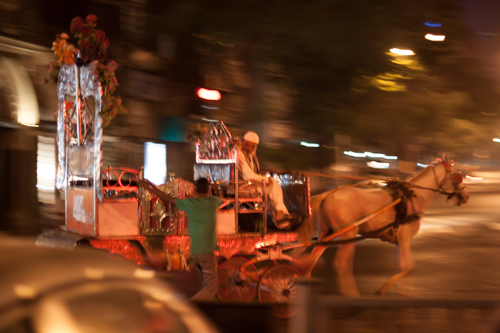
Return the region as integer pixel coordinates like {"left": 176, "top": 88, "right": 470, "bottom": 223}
{"left": 37, "top": 61, "right": 313, "bottom": 311}
{"left": 38, "top": 60, "right": 470, "bottom": 315}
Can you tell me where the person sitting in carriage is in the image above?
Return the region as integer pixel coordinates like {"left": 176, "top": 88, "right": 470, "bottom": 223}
{"left": 237, "top": 131, "right": 293, "bottom": 229}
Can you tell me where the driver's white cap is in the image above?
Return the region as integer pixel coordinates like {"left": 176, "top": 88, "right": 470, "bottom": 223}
{"left": 243, "top": 131, "right": 259, "bottom": 144}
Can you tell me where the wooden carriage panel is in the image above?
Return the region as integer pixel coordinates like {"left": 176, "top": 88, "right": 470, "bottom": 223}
{"left": 97, "top": 201, "right": 139, "bottom": 237}
{"left": 216, "top": 210, "right": 236, "bottom": 235}
{"left": 67, "top": 188, "right": 95, "bottom": 236}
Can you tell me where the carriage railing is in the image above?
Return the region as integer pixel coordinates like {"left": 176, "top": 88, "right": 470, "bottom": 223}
{"left": 215, "top": 179, "right": 267, "bottom": 236}
{"left": 102, "top": 166, "right": 141, "bottom": 201}
{"left": 195, "top": 121, "right": 236, "bottom": 163}
{"left": 267, "top": 171, "right": 312, "bottom": 219}
{"left": 140, "top": 190, "right": 175, "bottom": 236}
{"left": 138, "top": 181, "right": 193, "bottom": 237}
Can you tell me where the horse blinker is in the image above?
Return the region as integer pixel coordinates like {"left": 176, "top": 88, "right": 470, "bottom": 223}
{"left": 451, "top": 173, "right": 463, "bottom": 184}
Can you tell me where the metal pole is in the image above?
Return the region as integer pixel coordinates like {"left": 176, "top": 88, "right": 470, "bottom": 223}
{"left": 234, "top": 155, "right": 239, "bottom": 235}
{"left": 75, "top": 64, "right": 81, "bottom": 146}
{"left": 262, "top": 178, "right": 266, "bottom": 236}
{"left": 64, "top": 100, "right": 68, "bottom": 229}
{"left": 289, "top": 278, "right": 322, "bottom": 333}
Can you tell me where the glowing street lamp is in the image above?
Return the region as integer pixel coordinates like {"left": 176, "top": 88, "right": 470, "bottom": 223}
{"left": 389, "top": 48, "right": 414, "bottom": 56}
{"left": 425, "top": 34, "right": 445, "bottom": 41}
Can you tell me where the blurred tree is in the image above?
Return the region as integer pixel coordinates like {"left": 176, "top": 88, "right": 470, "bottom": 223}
{"left": 159, "top": 0, "right": 499, "bottom": 168}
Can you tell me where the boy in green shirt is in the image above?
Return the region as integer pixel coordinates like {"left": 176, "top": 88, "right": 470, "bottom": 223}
{"left": 139, "top": 177, "right": 220, "bottom": 300}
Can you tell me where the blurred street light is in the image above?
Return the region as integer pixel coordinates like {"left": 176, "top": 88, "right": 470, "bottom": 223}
{"left": 367, "top": 161, "right": 390, "bottom": 169}
{"left": 493, "top": 138, "right": 500, "bottom": 143}
{"left": 389, "top": 48, "right": 414, "bottom": 56}
{"left": 196, "top": 88, "right": 221, "bottom": 101}
{"left": 425, "top": 34, "right": 446, "bottom": 41}
{"left": 424, "top": 21, "right": 442, "bottom": 27}
{"left": 300, "top": 141, "right": 320, "bottom": 148}
{"left": 344, "top": 150, "right": 398, "bottom": 160}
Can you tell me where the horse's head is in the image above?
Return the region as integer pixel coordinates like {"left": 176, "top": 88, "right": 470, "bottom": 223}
{"left": 435, "top": 154, "right": 469, "bottom": 206}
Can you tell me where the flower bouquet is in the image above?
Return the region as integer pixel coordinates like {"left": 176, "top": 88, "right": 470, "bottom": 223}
{"left": 46, "top": 15, "right": 126, "bottom": 126}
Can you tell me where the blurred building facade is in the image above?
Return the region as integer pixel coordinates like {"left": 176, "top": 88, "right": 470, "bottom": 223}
{"left": 0, "top": 0, "right": 355, "bottom": 232}
{"left": 0, "top": 0, "right": 202, "bottom": 232}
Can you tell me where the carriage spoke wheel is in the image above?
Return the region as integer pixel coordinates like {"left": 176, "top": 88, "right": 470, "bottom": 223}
{"left": 217, "top": 257, "right": 258, "bottom": 301}
{"left": 257, "top": 264, "right": 302, "bottom": 318}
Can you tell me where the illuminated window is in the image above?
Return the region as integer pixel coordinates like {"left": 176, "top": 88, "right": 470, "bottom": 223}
{"left": 144, "top": 142, "right": 166, "bottom": 185}
{"left": 37, "top": 136, "right": 56, "bottom": 204}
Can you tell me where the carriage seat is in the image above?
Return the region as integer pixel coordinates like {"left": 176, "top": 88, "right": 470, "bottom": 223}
{"left": 216, "top": 181, "right": 264, "bottom": 199}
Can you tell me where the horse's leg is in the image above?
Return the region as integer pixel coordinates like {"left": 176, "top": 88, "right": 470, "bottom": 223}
{"left": 303, "top": 246, "right": 327, "bottom": 277}
{"left": 334, "top": 243, "right": 360, "bottom": 297}
{"left": 375, "top": 238, "right": 414, "bottom": 296}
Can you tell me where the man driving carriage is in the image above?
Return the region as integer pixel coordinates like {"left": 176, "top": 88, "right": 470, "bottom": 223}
{"left": 237, "top": 131, "right": 293, "bottom": 229}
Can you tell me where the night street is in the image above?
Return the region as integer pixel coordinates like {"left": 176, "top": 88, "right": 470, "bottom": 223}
{"left": 3, "top": 1, "right": 500, "bottom": 332}
{"left": 167, "top": 185, "right": 500, "bottom": 333}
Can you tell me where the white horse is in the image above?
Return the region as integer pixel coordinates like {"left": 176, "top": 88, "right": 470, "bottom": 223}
{"left": 296, "top": 154, "right": 469, "bottom": 296}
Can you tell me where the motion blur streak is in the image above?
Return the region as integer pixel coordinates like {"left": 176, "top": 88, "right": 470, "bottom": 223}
{"left": 389, "top": 48, "right": 415, "bottom": 55}
{"left": 367, "top": 161, "right": 390, "bottom": 169}
{"left": 344, "top": 150, "right": 398, "bottom": 160}
{"left": 1, "top": 57, "right": 39, "bottom": 125}
{"left": 425, "top": 33, "right": 446, "bottom": 41}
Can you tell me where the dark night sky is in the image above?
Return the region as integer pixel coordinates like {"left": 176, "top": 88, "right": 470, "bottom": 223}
{"left": 460, "top": 0, "right": 500, "bottom": 85}
{"left": 462, "top": 0, "right": 500, "bottom": 32}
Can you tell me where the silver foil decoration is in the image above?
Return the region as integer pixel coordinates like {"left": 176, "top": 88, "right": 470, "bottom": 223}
{"left": 56, "top": 65, "right": 75, "bottom": 190}
{"left": 196, "top": 121, "right": 236, "bottom": 163}
{"left": 81, "top": 65, "right": 103, "bottom": 202}
{"left": 56, "top": 63, "right": 103, "bottom": 201}
{"left": 193, "top": 164, "right": 231, "bottom": 182}
{"left": 268, "top": 171, "right": 307, "bottom": 186}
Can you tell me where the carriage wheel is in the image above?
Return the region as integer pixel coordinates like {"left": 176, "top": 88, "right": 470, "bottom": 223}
{"left": 257, "top": 264, "right": 303, "bottom": 318}
{"left": 217, "top": 257, "right": 258, "bottom": 301}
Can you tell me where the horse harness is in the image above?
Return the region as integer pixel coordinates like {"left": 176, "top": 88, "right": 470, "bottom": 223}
{"left": 378, "top": 181, "right": 421, "bottom": 244}
{"left": 314, "top": 161, "right": 464, "bottom": 247}
{"left": 315, "top": 181, "right": 421, "bottom": 247}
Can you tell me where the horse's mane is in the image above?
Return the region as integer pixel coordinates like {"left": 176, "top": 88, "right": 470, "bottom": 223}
{"left": 405, "top": 161, "right": 439, "bottom": 183}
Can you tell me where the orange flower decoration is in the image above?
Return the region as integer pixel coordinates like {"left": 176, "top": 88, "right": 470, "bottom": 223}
{"left": 46, "top": 15, "right": 126, "bottom": 126}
